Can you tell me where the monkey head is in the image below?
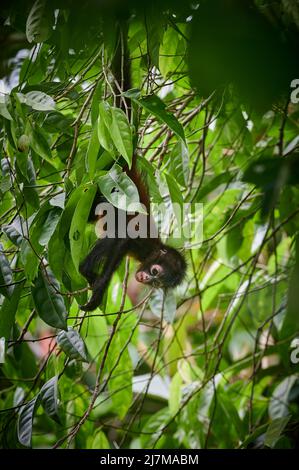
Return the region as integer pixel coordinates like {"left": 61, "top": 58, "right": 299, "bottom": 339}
{"left": 135, "top": 246, "right": 186, "bottom": 288}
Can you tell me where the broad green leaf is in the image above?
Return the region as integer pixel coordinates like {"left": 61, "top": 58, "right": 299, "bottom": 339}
{"left": 20, "top": 239, "right": 40, "bottom": 281}
{"left": 26, "top": 0, "right": 52, "bottom": 43}
{"left": 0, "top": 282, "right": 24, "bottom": 341}
{"left": 2, "top": 221, "right": 24, "bottom": 246}
{"left": 110, "top": 107, "right": 133, "bottom": 167}
{"left": 69, "top": 184, "right": 97, "bottom": 272}
{"left": 269, "top": 376, "right": 297, "bottom": 419}
{"left": 136, "top": 94, "right": 185, "bottom": 141}
{"left": 149, "top": 288, "right": 177, "bottom": 323}
{"left": 49, "top": 192, "right": 65, "bottom": 209}
{"left": 57, "top": 327, "right": 89, "bottom": 362}
{"left": 90, "top": 429, "right": 110, "bottom": 449}
{"left": 107, "top": 335, "right": 133, "bottom": 419}
{"left": 38, "top": 207, "right": 61, "bottom": 246}
{"left": 29, "top": 127, "right": 53, "bottom": 163}
{"left": 86, "top": 124, "right": 100, "bottom": 177}
{"left": 97, "top": 102, "right": 115, "bottom": 155}
{"left": 97, "top": 164, "right": 146, "bottom": 213}
{"left": 31, "top": 269, "right": 67, "bottom": 330}
{"left": 39, "top": 376, "right": 60, "bottom": 423}
{"left": 0, "top": 95, "right": 12, "bottom": 120}
{"left": 167, "top": 140, "right": 189, "bottom": 187}
{"left": 80, "top": 315, "right": 108, "bottom": 359}
{"left": 169, "top": 373, "right": 182, "bottom": 416}
{"left": 264, "top": 416, "right": 290, "bottom": 448}
{"left": 141, "top": 409, "right": 170, "bottom": 448}
{"left": 0, "top": 243, "right": 13, "bottom": 298}
{"left": 17, "top": 91, "right": 55, "bottom": 111}
{"left": 138, "top": 157, "right": 163, "bottom": 203}
{"left": 17, "top": 396, "right": 40, "bottom": 447}
{"left": 194, "top": 172, "right": 232, "bottom": 202}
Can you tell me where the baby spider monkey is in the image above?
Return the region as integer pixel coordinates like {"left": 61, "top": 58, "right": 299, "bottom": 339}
{"left": 79, "top": 164, "right": 186, "bottom": 311}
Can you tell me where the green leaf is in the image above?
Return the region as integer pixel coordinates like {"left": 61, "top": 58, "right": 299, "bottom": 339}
{"left": 31, "top": 269, "right": 67, "bottom": 330}
{"left": 26, "top": 0, "right": 52, "bottom": 43}
{"left": 20, "top": 239, "right": 40, "bottom": 281}
{"left": 17, "top": 396, "right": 40, "bottom": 447}
{"left": 167, "top": 140, "right": 189, "bottom": 187}
{"left": 0, "top": 95, "right": 12, "bottom": 120}
{"left": 97, "top": 164, "right": 146, "bottom": 213}
{"left": 69, "top": 184, "right": 97, "bottom": 272}
{"left": 97, "top": 102, "right": 116, "bottom": 156}
{"left": 110, "top": 107, "right": 133, "bottom": 167}
{"left": 107, "top": 335, "right": 133, "bottom": 419}
{"left": 193, "top": 174, "right": 231, "bottom": 201}
{"left": 90, "top": 429, "right": 110, "bottom": 449}
{"left": 0, "top": 243, "right": 13, "bottom": 298}
{"left": 57, "top": 327, "right": 89, "bottom": 362}
{"left": 39, "top": 376, "right": 60, "bottom": 423}
{"left": 169, "top": 373, "right": 182, "bottom": 416}
{"left": 269, "top": 376, "right": 297, "bottom": 419}
{"left": 0, "top": 281, "right": 24, "bottom": 341}
{"left": 2, "top": 222, "right": 24, "bottom": 246}
{"left": 38, "top": 207, "right": 61, "bottom": 246}
{"left": 86, "top": 124, "right": 100, "bottom": 177}
{"left": 149, "top": 288, "right": 177, "bottom": 323}
{"left": 29, "top": 127, "right": 53, "bottom": 163}
{"left": 264, "top": 416, "right": 291, "bottom": 448}
{"left": 18, "top": 91, "right": 55, "bottom": 111}
{"left": 136, "top": 94, "right": 185, "bottom": 141}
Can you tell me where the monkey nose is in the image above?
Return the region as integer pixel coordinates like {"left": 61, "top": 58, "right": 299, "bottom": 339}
{"left": 135, "top": 271, "right": 149, "bottom": 283}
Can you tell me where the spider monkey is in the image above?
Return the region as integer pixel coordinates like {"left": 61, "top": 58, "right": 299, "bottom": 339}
{"left": 79, "top": 20, "right": 186, "bottom": 312}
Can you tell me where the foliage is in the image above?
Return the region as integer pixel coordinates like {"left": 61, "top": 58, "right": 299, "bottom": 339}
{"left": 0, "top": 0, "right": 299, "bottom": 449}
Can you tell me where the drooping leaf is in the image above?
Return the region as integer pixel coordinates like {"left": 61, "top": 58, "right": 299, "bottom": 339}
{"left": 135, "top": 93, "right": 185, "bottom": 141}
{"left": 86, "top": 124, "right": 100, "bottom": 177}
{"left": 167, "top": 140, "right": 189, "bottom": 187}
{"left": 0, "top": 243, "right": 13, "bottom": 298}
{"left": 149, "top": 288, "right": 177, "bottom": 323}
{"left": 269, "top": 376, "right": 297, "bottom": 419}
{"left": 107, "top": 335, "right": 133, "bottom": 419}
{"left": 17, "top": 396, "right": 40, "bottom": 447}
{"left": 97, "top": 164, "right": 146, "bottom": 213}
{"left": 57, "top": 327, "right": 89, "bottom": 362}
{"left": 109, "top": 107, "right": 133, "bottom": 167}
{"left": 26, "top": 0, "right": 53, "bottom": 43}
{"left": 0, "top": 95, "right": 12, "bottom": 120}
{"left": 18, "top": 91, "right": 55, "bottom": 111}
{"left": 97, "top": 102, "right": 116, "bottom": 156}
{"left": 264, "top": 416, "right": 291, "bottom": 448}
{"left": 29, "top": 127, "right": 53, "bottom": 163}
{"left": 31, "top": 269, "right": 67, "bottom": 330}
{"left": 69, "top": 184, "right": 97, "bottom": 272}
{"left": 38, "top": 207, "right": 61, "bottom": 246}
{"left": 0, "top": 281, "right": 24, "bottom": 341}
{"left": 39, "top": 376, "right": 60, "bottom": 423}
{"left": 90, "top": 429, "right": 110, "bottom": 449}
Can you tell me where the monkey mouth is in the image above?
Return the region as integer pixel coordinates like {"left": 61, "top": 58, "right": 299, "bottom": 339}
{"left": 135, "top": 271, "right": 151, "bottom": 284}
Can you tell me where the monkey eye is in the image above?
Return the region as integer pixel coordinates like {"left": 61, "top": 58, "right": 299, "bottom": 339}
{"left": 150, "top": 264, "right": 162, "bottom": 277}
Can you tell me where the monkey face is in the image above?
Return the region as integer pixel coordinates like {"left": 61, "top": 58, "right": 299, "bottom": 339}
{"left": 135, "top": 263, "right": 164, "bottom": 287}
{"left": 135, "top": 247, "right": 186, "bottom": 288}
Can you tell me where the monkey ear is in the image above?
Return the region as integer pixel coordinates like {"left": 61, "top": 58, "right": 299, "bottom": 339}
{"left": 160, "top": 249, "right": 167, "bottom": 255}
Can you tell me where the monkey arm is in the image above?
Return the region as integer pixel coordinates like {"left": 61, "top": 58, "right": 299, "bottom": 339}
{"left": 79, "top": 238, "right": 129, "bottom": 311}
